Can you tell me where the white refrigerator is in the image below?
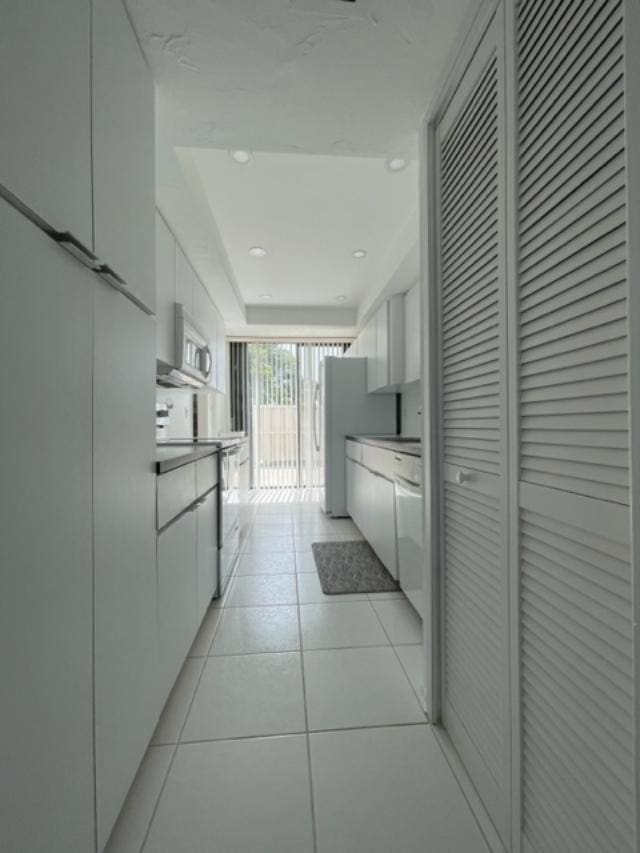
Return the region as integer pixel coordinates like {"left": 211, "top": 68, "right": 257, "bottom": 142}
{"left": 322, "top": 357, "right": 397, "bottom": 516}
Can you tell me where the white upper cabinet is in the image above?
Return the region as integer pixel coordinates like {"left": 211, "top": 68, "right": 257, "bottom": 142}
{"left": 194, "top": 278, "right": 219, "bottom": 390}
{"left": 156, "top": 212, "right": 176, "bottom": 365}
{"left": 154, "top": 214, "right": 227, "bottom": 392}
{"left": 403, "top": 283, "right": 421, "bottom": 384}
{"left": 92, "top": 0, "right": 155, "bottom": 313}
{"left": 0, "top": 0, "right": 93, "bottom": 247}
{"left": 215, "top": 309, "right": 227, "bottom": 393}
{"left": 175, "top": 244, "right": 196, "bottom": 317}
{"left": 368, "top": 294, "right": 404, "bottom": 393}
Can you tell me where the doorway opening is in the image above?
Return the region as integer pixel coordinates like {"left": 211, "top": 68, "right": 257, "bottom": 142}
{"left": 229, "top": 340, "right": 350, "bottom": 490}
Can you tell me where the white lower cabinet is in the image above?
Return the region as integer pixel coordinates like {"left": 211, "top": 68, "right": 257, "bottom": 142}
{"left": 157, "top": 510, "right": 198, "bottom": 707}
{"left": 93, "top": 283, "right": 158, "bottom": 851}
{"left": 347, "top": 453, "right": 397, "bottom": 578}
{"left": 368, "top": 472, "right": 397, "bottom": 578}
{"left": 346, "top": 458, "right": 356, "bottom": 522}
{"left": 196, "top": 488, "right": 219, "bottom": 623}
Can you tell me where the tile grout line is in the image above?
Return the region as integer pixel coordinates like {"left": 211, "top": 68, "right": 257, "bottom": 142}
{"left": 137, "top": 508, "right": 254, "bottom": 852}
{"left": 368, "top": 599, "right": 429, "bottom": 718}
{"left": 137, "top": 501, "right": 368, "bottom": 852}
{"left": 294, "top": 547, "right": 320, "bottom": 853}
{"left": 173, "top": 720, "right": 430, "bottom": 747}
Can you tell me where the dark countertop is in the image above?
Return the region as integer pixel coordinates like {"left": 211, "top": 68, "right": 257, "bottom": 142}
{"left": 346, "top": 434, "right": 422, "bottom": 458}
{"left": 156, "top": 444, "right": 220, "bottom": 475}
{"left": 155, "top": 434, "right": 248, "bottom": 475}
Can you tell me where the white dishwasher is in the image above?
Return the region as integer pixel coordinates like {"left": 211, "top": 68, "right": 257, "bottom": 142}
{"left": 393, "top": 452, "right": 424, "bottom": 618}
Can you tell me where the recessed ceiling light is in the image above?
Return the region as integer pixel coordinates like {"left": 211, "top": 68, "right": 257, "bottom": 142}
{"left": 229, "top": 149, "right": 252, "bottom": 165}
{"left": 352, "top": 249, "right": 367, "bottom": 259}
{"left": 248, "top": 246, "right": 267, "bottom": 258}
{"left": 260, "top": 293, "right": 272, "bottom": 300}
{"left": 386, "top": 157, "right": 408, "bottom": 172}
{"left": 335, "top": 295, "right": 347, "bottom": 302}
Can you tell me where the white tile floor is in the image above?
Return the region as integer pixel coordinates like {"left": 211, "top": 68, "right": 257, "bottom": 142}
{"left": 106, "top": 491, "right": 490, "bottom": 853}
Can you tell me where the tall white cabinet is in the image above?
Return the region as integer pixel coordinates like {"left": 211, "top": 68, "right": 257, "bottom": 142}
{"left": 1, "top": 3, "right": 159, "bottom": 851}
{"left": 0, "top": 0, "right": 93, "bottom": 246}
{"left": 425, "top": 1, "right": 640, "bottom": 851}
{"left": 93, "top": 285, "right": 158, "bottom": 851}
{"left": 0, "top": 198, "right": 96, "bottom": 853}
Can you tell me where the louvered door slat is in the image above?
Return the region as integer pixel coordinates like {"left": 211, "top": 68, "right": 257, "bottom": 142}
{"left": 437, "top": 11, "right": 510, "bottom": 843}
{"left": 516, "top": 2, "right": 635, "bottom": 850}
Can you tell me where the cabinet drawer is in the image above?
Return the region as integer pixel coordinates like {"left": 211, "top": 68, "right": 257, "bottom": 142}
{"left": 157, "top": 463, "right": 196, "bottom": 529}
{"left": 196, "top": 453, "right": 219, "bottom": 497}
{"left": 362, "top": 445, "right": 395, "bottom": 480}
{"left": 346, "top": 440, "right": 363, "bottom": 464}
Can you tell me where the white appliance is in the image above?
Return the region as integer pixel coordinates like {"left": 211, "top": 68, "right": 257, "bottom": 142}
{"left": 392, "top": 452, "right": 424, "bottom": 617}
{"left": 322, "top": 357, "right": 396, "bottom": 516}
{"left": 156, "top": 303, "right": 213, "bottom": 388}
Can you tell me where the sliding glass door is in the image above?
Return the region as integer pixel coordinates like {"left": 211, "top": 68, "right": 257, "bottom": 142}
{"left": 244, "top": 341, "right": 347, "bottom": 489}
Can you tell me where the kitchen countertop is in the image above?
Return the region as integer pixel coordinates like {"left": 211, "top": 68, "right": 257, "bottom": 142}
{"left": 346, "top": 434, "right": 422, "bottom": 458}
{"left": 155, "top": 434, "right": 248, "bottom": 475}
{"left": 156, "top": 444, "right": 220, "bottom": 475}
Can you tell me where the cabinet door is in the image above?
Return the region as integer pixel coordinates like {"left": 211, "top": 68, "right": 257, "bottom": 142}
{"left": 156, "top": 211, "right": 176, "bottom": 365}
{"left": 196, "top": 488, "right": 219, "bottom": 623}
{"left": 175, "top": 245, "right": 195, "bottom": 316}
{"left": 216, "top": 309, "right": 227, "bottom": 393}
{"left": 93, "top": 283, "right": 158, "bottom": 850}
{"left": 193, "top": 280, "right": 218, "bottom": 389}
{"left": 92, "top": 0, "right": 155, "bottom": 313}
{"left": 375, "top": 303, "right": 389, "bottom": 391}
{"left": 157, "top": 511, "right": 198, "bottom": 706}
{"left": 353, "top": 462, "right": 369, "bottom": 540}
{"left": 0, "top": 0, "right": 92, "bottom": 246}
{"left": 346, "top": 458, "right": 356, "bottom": 521}
{"left": 367, "top": 473, "right": 397, "bottom": 577}
{"left": 0, "top": 200, "right": 95, "bottom": 852}
{"left": 364, "top": 318, "right": 377, "bottom": 393}
{"left": 404, "top": 284, "right": 420, "bottom": 384}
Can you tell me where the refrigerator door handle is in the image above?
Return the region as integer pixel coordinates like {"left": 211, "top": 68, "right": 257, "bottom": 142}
{"left": 313, "top": 382, "right": 321, "bottom": 452}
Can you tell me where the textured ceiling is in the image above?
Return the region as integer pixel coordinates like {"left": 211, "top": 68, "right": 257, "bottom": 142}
{"left": 126, "top": 0, "right": 481, "bottom": 158}
{"left": 127, "top": 0, "right": 481, "bottom": 329}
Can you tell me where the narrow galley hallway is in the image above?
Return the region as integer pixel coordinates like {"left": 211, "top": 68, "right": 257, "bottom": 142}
{"left": 106, "top": 494, "right": 490, "bottom": 853}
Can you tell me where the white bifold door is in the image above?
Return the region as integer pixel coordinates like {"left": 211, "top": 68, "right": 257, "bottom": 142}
{"left": 432, "top": 1, "right": 638, "bottom": 850}
{"left": 435, "top": 7, "right": 511, "bottom": 847}
{"left": 515, "top": 1, "right": 636, "bottom": 850}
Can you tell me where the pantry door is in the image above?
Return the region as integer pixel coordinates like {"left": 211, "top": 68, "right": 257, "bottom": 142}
{"left": 435, "top": 7, "right": 511, "bottom": 846}
{"left": 514, "top": 1, "right": 637, "bottom": 850}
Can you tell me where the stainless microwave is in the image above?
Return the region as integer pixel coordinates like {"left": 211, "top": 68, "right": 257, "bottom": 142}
{"left": 156, "top": 303, "right": 213, "bottom": 388}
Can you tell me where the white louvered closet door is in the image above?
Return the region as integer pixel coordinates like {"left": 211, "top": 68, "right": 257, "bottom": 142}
{"left": 436, "top": 9, "right": 511, "bottom": 845}
{"left": 516, "top": 1, "right": 636, "bottom": 851}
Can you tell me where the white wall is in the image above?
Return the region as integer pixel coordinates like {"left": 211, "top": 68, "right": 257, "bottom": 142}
{"left": 196, "top": 387, "right": 228, "bottom": 437}
{"left": 401, "top": 381, "right": 422, "bottom": 437}
{"left": 156, "top": 388, "right": 193, "bottom": 439}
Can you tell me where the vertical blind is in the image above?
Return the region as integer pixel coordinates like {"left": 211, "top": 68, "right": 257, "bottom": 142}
{"left": 229, "top": 340, "right": 349, "bottom": 490}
